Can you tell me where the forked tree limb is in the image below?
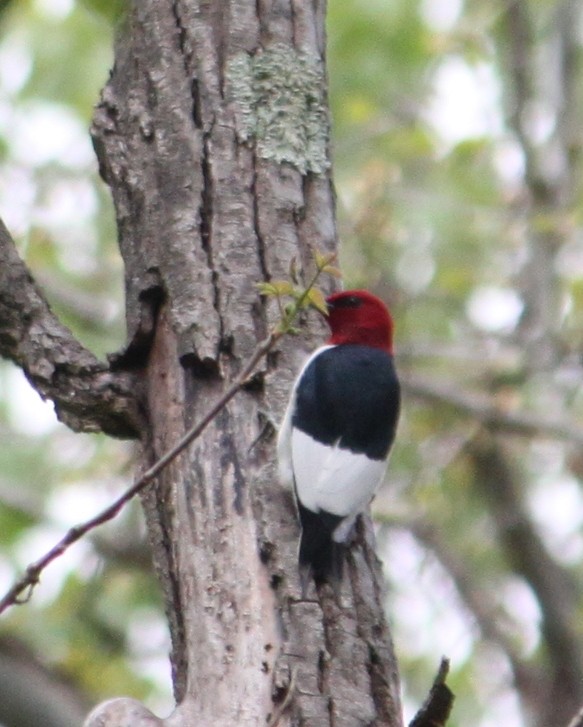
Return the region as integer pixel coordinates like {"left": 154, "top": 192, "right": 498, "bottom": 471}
{"left": 0, "top": 217, "right": 144, "bottom": 438}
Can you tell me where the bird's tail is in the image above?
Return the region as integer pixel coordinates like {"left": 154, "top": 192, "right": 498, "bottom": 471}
{"left": 297, "top": 504, "right": 345, "bottom": 593}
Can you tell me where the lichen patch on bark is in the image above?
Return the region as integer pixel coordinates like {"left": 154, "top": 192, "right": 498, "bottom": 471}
{"left": 226, "top": 44, "right": 330, "bottom": 175}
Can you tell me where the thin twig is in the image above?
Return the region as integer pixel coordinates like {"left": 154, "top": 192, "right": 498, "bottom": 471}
{"left": 0, "top": 332, "right": 279, "bottom": 615}
{"left": 267, "top": 667, "right": 297, "bottom": 727}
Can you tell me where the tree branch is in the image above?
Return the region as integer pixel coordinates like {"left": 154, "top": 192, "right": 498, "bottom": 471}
{"left": 468, "top": 433, "right": 583, "bottom": 720}
{"left": 409, "top": 658, "right": 454, "bottom": 727}
{"left": 402, "top": 516, "right": 543, "bottom": 700}
{"left": 0, "top": 218, "right": 143, "bottom": 439}
{"left": 0, "top": 635, "right": 89, "bottom": 727}
{"left": 500, "top": 0, "right": 575, "bottom": 367}
{"left": 403, "top": 373, "right": 583, "bottom": 445}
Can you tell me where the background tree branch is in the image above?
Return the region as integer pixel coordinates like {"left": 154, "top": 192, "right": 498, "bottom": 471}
{"left": 401, "top": 516, "right": 544, "bottom": 703}
{"left": 468, "top": 431, "right": 583, "bottom": 726}
{"left": 403, "top": 374, "right": 583, "bottom": 444}
{"left": 0, "top": 635, "right": 89, "bottom": 727}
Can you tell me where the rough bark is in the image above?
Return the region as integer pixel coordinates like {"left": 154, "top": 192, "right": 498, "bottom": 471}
{"left": 86, "top": 1, "right": 404, "bottom": 726}
{"left": 0, "top": 218, "right": 143, "bottom": 438}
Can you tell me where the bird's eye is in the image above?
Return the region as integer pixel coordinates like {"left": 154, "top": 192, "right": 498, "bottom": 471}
{"left": 333, "top": 295, "right": 362, "bottom": 309}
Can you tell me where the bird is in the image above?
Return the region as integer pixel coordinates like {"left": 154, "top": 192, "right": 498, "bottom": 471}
{"left": 277, "top": 289, "right": 400, "bottom": 590}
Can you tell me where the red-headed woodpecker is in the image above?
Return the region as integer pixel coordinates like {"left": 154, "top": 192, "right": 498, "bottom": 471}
{"left": 278, "top": 289, "right": 400, "bottom": 589}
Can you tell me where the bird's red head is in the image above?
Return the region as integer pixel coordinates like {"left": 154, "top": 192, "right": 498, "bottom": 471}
{"left": 325, "top": 290, "right": 395, "bottom": 353}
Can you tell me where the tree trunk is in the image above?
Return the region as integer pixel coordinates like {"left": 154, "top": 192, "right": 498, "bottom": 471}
{"left": 83, "top": 1, "right": 403, "bottom": 725}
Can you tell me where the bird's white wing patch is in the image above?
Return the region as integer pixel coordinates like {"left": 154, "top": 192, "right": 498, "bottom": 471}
{"left": 276, "top": 399, "right": 294, "bottom": 489}
{"left": 277, "top": 346, "right": 335, "bottom": 490}
{"left": 291, "top": 428, "right": 386, "bottom": 520}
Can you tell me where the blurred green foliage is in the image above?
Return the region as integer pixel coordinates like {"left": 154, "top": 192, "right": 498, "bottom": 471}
{"left": 1, "top": 1, "right": 583, "bottom": 726}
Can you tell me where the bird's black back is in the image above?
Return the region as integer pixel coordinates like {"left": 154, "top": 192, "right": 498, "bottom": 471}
{"left": 292, "top": 344, "right": 400, "bottom": 460}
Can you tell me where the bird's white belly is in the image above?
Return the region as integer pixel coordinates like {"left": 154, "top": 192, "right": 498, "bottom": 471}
{"left": 291, "top": 428, "right": 386, "bottom": 520}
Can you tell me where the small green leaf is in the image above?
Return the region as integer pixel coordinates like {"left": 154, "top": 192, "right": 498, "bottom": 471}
{"left": 322, "top": 265, "right": 343, "bottom": 278}
{"left": 255, "top": 282, "right": 278, "bottom": 297}
{"left": 256, "top": 280, "right": 295, "bottom": 297}
{"left": 271, "top": 280, "right": 295, "bottom": 296}
{"left": 275, "top": 320, "right": 301, "bottom": 335}
{"left": 306, "top": 288, "right": 328, "bottom": 315}
{"left": 312, "top": 249, "right": 337, "bottom": 270}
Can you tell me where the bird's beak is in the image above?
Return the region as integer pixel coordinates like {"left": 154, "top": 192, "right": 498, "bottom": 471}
{"left": 322, "top": 297, "right": 336, "bottom": 316}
